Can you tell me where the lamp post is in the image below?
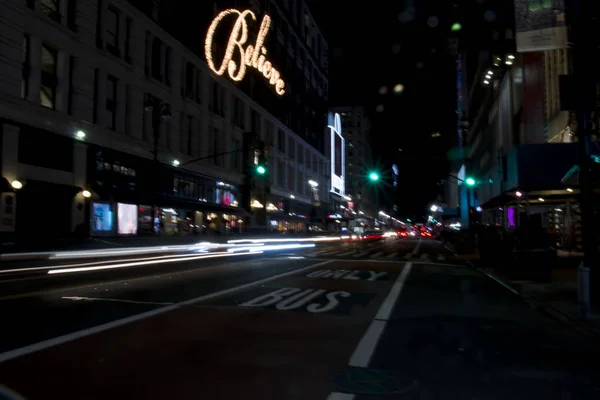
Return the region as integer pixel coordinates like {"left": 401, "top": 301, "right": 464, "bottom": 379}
{"left": 144, "top": 94, "right": 171, "bottom": 234}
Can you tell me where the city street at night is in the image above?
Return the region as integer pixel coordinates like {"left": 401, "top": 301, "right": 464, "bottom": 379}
{"left": 1, "top": 237, "right": 599, "bottom": 399}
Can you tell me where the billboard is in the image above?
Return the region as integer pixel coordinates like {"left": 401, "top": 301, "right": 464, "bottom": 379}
{"left": 117, "top": 203, "right": 138, "bottom": 235}
{"left": 514, "top": 0, "right": 567, "bottom": 52}
{"left": 328, "top": 113, "right": 345, "bottom": 195}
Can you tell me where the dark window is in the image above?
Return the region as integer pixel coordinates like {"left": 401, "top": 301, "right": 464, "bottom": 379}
{"left": 67, "top": 0, "right": 77, "bottom": 31}
{"left": 40, "top": 0, "right": 61, "bottom": 22}
{"left": 106, "top": 75, "right": 118, "bottom": 130}
{"left": 67, "top": 56, "right": 74, "bottom": 115}
{"left": 151, "top": 38, "right": 162, "bottom": 81}
{"left": 124, "top": 18, "right": 132, "bottom": 63}
{"left": 185, "top": 62, "right": 194, "bottom": 98}
{"left": 21, "top": 35, "right": 30, "bottom": 99}
{"left": 40, "top": 45, "right": 57, "bottom": 109}
{"left": 93, "top": 69, "right": 99, "bottom": 122}
{"left": 106, "top": 7, "right": 120, "bottom": 57}
{"left": 186, "top": 115, "right": 193, "bottom": 156}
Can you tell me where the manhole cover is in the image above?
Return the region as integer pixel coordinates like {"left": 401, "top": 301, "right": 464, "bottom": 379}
{"left": 334, "top": 367, "right": 418, "bottom": 395}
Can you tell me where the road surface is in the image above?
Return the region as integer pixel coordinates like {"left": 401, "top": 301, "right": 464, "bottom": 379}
{"left": 0, "top": 237, "right": 599, "bottom": 399}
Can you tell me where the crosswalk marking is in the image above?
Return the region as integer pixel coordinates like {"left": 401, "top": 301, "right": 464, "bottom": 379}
{"left": 404, "top": 254, "right": 412, "bottom": 260}
{"left": 437, "top": 254, "right": 445, "bottom": 261}
{"left": 355, "top": 251, "right": 370, "bottom": 258}
{"left": 369, "top": 252, "right": 384, "bottom": 258}
{"left": 386, "top": 253, "right": 397, "bottom": 258}
{"left": 303, "top": 248, "right": 455, "bottom": 262}
{"left": 338, "top": 251, "right": 356, "bottom": 257}
{"left": 420, "top": 253, "right": 428, "bottom": 260}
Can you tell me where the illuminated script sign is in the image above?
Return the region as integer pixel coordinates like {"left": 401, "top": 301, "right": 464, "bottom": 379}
{"left": 205, "top": 9, "right": 285, "bottom": 95}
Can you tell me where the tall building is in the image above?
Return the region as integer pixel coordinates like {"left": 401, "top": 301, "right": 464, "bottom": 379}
{"left": 329, "top": 106, "right": 375, "bottom": 226}
{"left": 455, "top": 0, "right": 600, "bottom": 248}
{"left": 0, "top": 0, "right": 330, "bottom": 241}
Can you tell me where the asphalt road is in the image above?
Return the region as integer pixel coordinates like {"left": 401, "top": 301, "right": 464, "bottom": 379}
{"left": 0, "top": 238, "right": 599, "bottom": 399}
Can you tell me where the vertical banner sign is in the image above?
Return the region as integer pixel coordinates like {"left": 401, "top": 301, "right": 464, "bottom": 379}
{"left": 514, "top": 0, "right": 567, "bottom": 52}
{"left": 327, "top": 113, "right": 345, "bottom": 196}
{"left": 523, "top": 52, "right": 546, "bottom": 142}
{"left": 0, "top": 193, "right": 17, "bottom": 232}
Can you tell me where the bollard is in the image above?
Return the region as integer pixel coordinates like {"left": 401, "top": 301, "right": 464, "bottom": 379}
{"left": 578, "top": 262, "right": 590, "bottom": 320}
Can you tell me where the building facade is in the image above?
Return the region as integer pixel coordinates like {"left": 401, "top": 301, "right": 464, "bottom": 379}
{"left": 0, "top": 0, "right": 330, "bottom": 241}
{"left": 329, "top": 106, "right": 375, "bottom": 229}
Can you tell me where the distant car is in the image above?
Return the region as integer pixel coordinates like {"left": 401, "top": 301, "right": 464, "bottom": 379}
{"left": 361, "top": 230, "right": 384, "bottom": 242}
{"left": 341, "top": 232, "right": 361, "bottom": 242}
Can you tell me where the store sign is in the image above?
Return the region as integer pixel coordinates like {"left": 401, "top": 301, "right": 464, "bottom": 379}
{"left": 205, "top": 9, "right": 286, "bottom": 95}
{"left": 514, "top": 0, "right": 567, "bottom": 52}
{"left": 328, "top": 113, "right": 345, "bottom": 195}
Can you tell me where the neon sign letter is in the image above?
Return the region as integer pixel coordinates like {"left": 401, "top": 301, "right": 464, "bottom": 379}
{"left": 205, "top": 9, "right": 286, "bottom": 95}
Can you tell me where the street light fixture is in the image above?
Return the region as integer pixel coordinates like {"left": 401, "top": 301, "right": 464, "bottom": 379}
{"left": 82, "top": 190, "right": 91, "bottom": 198}
{"left": 369, "top": 172, "right": 379, "bottom": 181}
{"left": 11, "top": 180, "right": 23, "bottom": 190}
{"left": 308, "top": 180, "right": 318, "bottom": 187}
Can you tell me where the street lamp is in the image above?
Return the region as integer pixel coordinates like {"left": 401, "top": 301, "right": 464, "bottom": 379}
{"left": 11, "top": 180, "right": 23, "bottom": 190}
{"left": 308, "top": 180, "right": 318, "bottom": 187}
{"left": 144, "top": 94, "right": 172, "bottom": 234}
{"left": 369, "top": 172, "right": 379, "bottom": 181}
{"left": 82, "top": 190, "right": 91, "bottom": 198}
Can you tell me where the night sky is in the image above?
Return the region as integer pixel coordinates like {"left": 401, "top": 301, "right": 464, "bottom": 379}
{"left": 307, "top": 0, "right": 465, "bottom": 217}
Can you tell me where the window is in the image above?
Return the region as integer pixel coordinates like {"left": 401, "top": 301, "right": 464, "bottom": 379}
{"left": 40, "top": 45, "right": 57, "bottom": 109}
{"left": 67, "top": 0, "right": 77, "bottom": 31}
{"left": 288, "top": 165, "right": 295, "bottom": 190}
{"left": 298, "top": 145, "right": 304, "bottom": 164}
{"left": 106, "top": 7, "right": 119, "bottom": 56}
{"left": 185, "top": 62, "right": 194, "bottom": 98}
{"left": 106, "top": 75, "right": 118, "bottom": 130}
{"left": 164, "top": 47, "right": 172, "bottom": 86}
{"left": 40, "top": 0, "right": 61, "bottom": 22}
{"left": 194, "top": 69, "right": 202, "bottom": 103}
{"left": 124, "top": 18, "right": 132, "bottom": 62}
{"left": 186, "top": 115, "right": 193, "bottom": 156}
{"left": 278, "top": 129, "right": 285, "bottom": 152}
{"left": 288, "top": 137, "right": 295, "bottom": 159}
{"left": 67, "top": 56, "right": 74, "bottom": 115}
{"left": 21, "top": 35, "right": 30, "bottom": 99}
{"left": 277, "top": 160, "right": 285, "bottom": 187}
{"left": 234, "top": 140, "right": 242, "bottom": 172}
{"left": 125, "top": 84, "right": 132, "bottom": 134}
{"left": 251, "top": 109, "right": 261, "bottom": 134}
{"left": 151, "top": 37, "right": 162, "bottom": 81}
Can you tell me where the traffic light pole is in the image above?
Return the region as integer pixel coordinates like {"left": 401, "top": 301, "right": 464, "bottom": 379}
{"left": 571, "top": 0, "right": 598, "bottom": 313}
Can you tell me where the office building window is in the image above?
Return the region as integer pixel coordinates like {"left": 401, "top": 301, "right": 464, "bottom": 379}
{"left": 106, "top": 75, "right": 118, "bottom": 130}
{"left": 21, "top": 35, "right": 30, "bottom": 99}
{"left": 40, "top": 45, "right": 57, "bottom": 109}
{"left": 40, "top": 0, "right": 61, "bottom": 22}
{"left": 124, "top": 18, "right": 132, "bottom": 63}
{"left": 278, "top": 130, "right": 285, "bottom": 152}
{"left": 106, "top": 7, "right": 120, "bottom": 56}
{"left": 186, "top": 115, "right": 193, "bottom": 156}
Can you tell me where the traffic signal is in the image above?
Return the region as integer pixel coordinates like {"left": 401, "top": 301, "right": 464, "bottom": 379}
{"left": 255, "top": 149, "right": 267, "bottom": 175}
{"left": 465, "top": 177, "right": 476, "bottom": 186}
{"left": 369, "top": 172, "right": 379, "bottom": 181}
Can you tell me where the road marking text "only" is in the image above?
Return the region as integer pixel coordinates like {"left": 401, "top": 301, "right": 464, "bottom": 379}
{"left": 306, "top": 269, "right": 388, "bottom": 281}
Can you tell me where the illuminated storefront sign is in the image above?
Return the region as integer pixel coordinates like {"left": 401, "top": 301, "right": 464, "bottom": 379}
{"left": 205, "top": 9, "right": 286, "bottom": 95}
{"left": 328, "top": 113, "right": 345, "bottom": 195}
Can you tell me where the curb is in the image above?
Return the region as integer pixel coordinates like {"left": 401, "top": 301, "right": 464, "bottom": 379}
{"left": 467, "top": 261, "right": 600, "bottom": 339}
{"left": 0, "top": 253, "right": 52, "bottom": 261}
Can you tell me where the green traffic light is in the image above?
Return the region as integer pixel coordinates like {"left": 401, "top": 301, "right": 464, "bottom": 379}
{"left": 369, "top": 172, "right": 379, "bottom": 181}
{"left": 465, "top": 177, "right": 475, "bottom": 186}
{"left": 256, "top": 165, "right": 266, "bottom": 174}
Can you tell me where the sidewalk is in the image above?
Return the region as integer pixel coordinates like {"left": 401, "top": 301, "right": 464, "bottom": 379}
{"left": 475, "top": 253, "right": 600, "bottom": 336}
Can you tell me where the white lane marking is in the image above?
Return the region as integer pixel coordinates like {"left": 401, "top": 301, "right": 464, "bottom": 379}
{"left": 348, "top": 319, "right": 387, "bottom": 367}
{"left": 420, "top": 253, "right": 428, "bottom": 260}
{"left": 375, "top": 262, "right": 413, "bottom": 321}
{"left": 62, "top": 297, "right": 172, "bottom": 306}
{"left": 326, "top": 392, "right": 355, "bottom": 400}
{"left": 0, "top": 260, "right": 335, "bottom": 364}
{"left": 476, "top": 268, "right": 519, "bottom": 295}
{"left": 411, "top": 237, "right": 422, "bottom": 255}
{"left": 349, "top": 262, "right": 413, "bottom": 368}
{"left": 355, "top": 251, "right": 370, "bottom": 258}
{"left": 338, "top": 251, "right": 356, "bottom": 257}
{"left": 386, "top": 253, "right": 397, "bottom": 259}
{"left": 0, "top": 252, "right": 215, "bottom": 275}
{"left": 369, "top": 252, "right": 384, "bottom": 258}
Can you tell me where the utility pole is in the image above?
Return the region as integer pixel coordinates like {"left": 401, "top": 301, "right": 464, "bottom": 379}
{"left": 571, "top": 0, "right": 598, "bottom": 311}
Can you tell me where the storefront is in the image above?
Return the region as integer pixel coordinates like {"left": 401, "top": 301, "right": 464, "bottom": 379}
{"left": 87, "top": 146, "right": 248, "bottom": 237}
